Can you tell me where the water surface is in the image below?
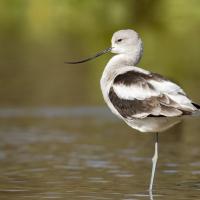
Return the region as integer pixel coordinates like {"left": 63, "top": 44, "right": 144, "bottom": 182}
{"left": 0, "top": 107, "right": 199, "bottom": 199}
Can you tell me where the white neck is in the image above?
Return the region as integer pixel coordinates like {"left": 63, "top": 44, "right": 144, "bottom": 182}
{"left": 102, "top": 48, "right": 142, "bottom": 78}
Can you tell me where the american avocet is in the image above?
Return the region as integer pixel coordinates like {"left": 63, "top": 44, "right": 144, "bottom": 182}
{"left": 65, "top": 29, "right": 200, "bottom": 192}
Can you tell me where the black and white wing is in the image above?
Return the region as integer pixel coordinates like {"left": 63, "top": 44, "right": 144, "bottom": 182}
{"left": 108, "top": 68, "right": 198, "bottom": 119}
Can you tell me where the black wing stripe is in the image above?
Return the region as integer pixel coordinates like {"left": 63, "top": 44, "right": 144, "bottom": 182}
{"left": 192, "top": 102, "right": 200, "bottom": 109}
{"left": 113, "top": 70, "right": 167, "bottom": 86}
{"left": 110, "top": 70, "right": 196, "bottom": 118}
{"left": 108, "top": 87, "right": 159, "bottom": 118}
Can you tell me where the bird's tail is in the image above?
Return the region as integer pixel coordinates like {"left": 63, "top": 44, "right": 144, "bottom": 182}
{"left": 191, "top": 102, "right": 200, "bottom": 117}
{"left": 192, "top": 102, "right": 200, "bottom": 110}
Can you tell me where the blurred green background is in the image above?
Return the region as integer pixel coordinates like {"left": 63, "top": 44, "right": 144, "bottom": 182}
{"left": 0, "top": 0, "right": 200, "bottom": 107}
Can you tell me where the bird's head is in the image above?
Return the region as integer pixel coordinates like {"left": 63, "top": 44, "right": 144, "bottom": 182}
{"left": 111, "top": 29, "right": 143, "bottom": 55}
{"left": 65, "top": 29, "right": 143, "bottom": 64}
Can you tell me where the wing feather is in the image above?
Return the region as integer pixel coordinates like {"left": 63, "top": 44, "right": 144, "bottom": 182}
{"left": 109, "top": 69, "right": 197, "bottom": 119}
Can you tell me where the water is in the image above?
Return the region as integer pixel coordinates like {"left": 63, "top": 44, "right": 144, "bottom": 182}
{"left": 0, "top": 107, "right": 199, "bottom": 199}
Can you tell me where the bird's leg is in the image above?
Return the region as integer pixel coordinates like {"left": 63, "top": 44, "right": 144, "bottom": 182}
{"left": 149, "top": 132, "right": 159, "bottom": 192}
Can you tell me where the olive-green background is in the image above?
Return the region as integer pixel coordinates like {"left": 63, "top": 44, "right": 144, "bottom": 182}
{"left": 0, "top": 0, "right": 199, "bottom": 106}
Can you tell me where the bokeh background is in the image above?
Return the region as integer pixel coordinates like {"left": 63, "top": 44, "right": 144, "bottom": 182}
{"left": 0, "top": 0, "right": 200, "bottom": 107}
{"left": 0, "top": 1, "right": 200, "bottom": 199}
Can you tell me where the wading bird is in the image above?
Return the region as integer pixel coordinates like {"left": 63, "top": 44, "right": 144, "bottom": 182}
{"left": 65, "top": 29, "right": 200, "bottom": 192}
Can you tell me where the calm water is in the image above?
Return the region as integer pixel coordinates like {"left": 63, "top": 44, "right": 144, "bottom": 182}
{"left": 0, "top": 107, "right": 199, "bottom": 200}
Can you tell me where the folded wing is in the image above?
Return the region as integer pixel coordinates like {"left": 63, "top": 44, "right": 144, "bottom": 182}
{"left": 109, "top": 69, "right": 197, "bottom": 119}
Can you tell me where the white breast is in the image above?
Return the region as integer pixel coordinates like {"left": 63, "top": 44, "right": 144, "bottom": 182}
{"left": 100, "top": 74, "right": 122, "bottom": 119}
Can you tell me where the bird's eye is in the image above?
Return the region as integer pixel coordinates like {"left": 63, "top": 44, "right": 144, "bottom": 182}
{"left": 117, "top": 39, "right": 122, "bottom": 42}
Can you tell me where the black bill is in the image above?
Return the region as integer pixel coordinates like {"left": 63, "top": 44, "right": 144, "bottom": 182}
{"left": 65, "top": 47, "right": 112, "bottom": 64}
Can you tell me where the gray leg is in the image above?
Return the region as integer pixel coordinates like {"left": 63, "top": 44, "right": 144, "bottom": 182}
{"left": 149, "top": 132, "right": 158, "bottom": 192}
